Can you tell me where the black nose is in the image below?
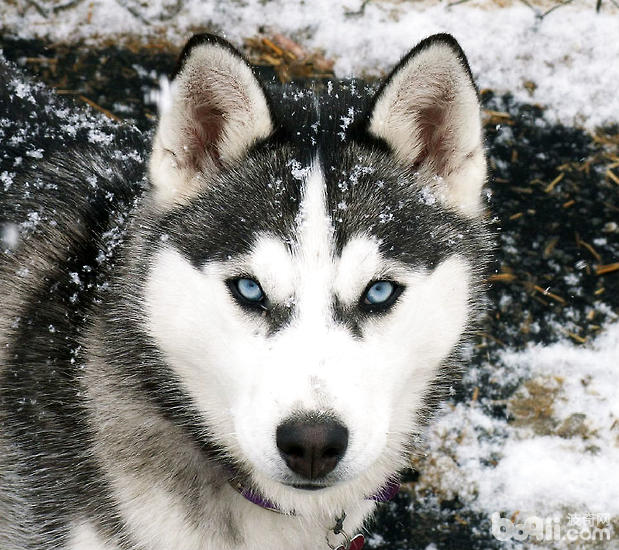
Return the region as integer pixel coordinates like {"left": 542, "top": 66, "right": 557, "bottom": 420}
{"left": 276, "top": 419, "right": 349, "bottom": 480}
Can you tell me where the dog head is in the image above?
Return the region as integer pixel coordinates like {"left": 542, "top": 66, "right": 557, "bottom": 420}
{"left": 140, "top": 33, "right": 490, "bottom": 516}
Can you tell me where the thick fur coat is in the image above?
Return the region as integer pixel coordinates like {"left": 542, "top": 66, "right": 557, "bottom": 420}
{"left": 0, "top": 34, "right": 491, "bottom": 550}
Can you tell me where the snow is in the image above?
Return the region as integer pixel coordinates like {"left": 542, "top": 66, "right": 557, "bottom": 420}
{"left": 287, "top": 159, "right": 311, "bottom": 181}
{"left": 489, "top": 324, "right": 619, "bottom": 513}
{"left": 2, "top": 0, "right": 619, "bottom": 128}
{"left": 1, "top": 3, "right": 617, "bottom": 546}
{"left": 1, "top": 223, "right": 19, "bottom": 250}
{"left": 421, "top": 321, "right": 619, "bottom": 546}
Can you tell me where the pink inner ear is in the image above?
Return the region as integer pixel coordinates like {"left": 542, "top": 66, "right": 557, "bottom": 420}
{"left": 417, "top": 104, "right": 448, "bottom": 174}
{"left": 184, "top": 103, "right": 224, "bottom": 172}
{"left": 413, "top": 85, "right": 457, "bottom": 177}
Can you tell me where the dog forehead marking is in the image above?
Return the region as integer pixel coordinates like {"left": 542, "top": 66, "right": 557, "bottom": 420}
{"left": 237, "top": 161, "right": 337, "bottom": 317}
{"left": 245, "top": 165, "right": 398, "bottom": 316}
{"left": 295, "top": 161, "right": 333, "bottom": 259}
{"left": 291, "top": 160, "right": 336, "bottom": 324}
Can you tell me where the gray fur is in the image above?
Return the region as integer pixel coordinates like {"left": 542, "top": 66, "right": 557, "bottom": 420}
{"left": 0, "top": 33, "right": 492, "bottom": 550}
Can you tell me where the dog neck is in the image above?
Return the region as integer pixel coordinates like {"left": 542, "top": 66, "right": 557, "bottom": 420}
{"left": 230, "top": 476, "right": 400, "bottom": 514}
{"left": 229, "top": 476, "right": 400, "bottom": 549}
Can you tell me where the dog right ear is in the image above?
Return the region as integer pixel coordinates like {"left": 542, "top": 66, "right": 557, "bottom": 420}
{"left": 149, "top": 34, "right": 274, "bottom": 207}
{"left": 367, "top": 34, "right": 486, "bottom": 217}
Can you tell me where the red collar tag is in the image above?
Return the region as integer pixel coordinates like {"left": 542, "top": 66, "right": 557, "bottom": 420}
{"left": 337, "top": 533, "right": 365, "bottom": 550}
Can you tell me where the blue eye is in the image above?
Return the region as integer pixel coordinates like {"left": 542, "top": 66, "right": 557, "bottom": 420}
{"left": 235, "top": 278, "right": 264, "bottom": 302}
{"left": 365, "top": 281, "right": 394, "bottom": 304}
{"left": 362, "top": 280, "right": 401, "bottom": 311}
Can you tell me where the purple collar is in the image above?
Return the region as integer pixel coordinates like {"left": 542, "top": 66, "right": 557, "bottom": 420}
{"left": 368, "top": 477, "right": 401, "bottom": 502}
{"left": 231, "top": 477, "right": 400, "bottom": 514}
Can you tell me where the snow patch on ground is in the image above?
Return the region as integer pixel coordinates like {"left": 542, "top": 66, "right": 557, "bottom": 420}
{"left": 420, "top": 321, "right": 619, "bottom": 547}
{"left": 1, "top": 1, "right": 618, "bottom": 128}
{"left": 488, "top": 324, "right": 619, "bottom": 514}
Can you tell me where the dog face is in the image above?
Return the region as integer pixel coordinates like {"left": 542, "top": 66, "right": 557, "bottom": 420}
{"left": 141, "top": 34, "right": 489, "bottom": 515}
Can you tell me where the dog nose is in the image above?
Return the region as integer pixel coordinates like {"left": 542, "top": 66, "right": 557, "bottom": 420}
{"left": 276, "top": 419, "right": 349, "bottom": 480}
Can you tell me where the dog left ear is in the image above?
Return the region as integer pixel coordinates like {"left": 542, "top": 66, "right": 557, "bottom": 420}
{"left": 149, "top": 34, "right": 274, "bottom": 207}
{"left": 367, "top": 34, "right": 486, "bottom": 217}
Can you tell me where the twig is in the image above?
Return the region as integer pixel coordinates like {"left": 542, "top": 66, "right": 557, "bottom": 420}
{"left": 487, "top": 272, "right": 517, "bottom": 283}
{"left": 520, "top": 0, "right": 576, "bottom": 20}
{"left": 543, "top": 236, "right": 559, "bottom": 258}
{"left": 563, "top": 329, "right": 587, "bottom": 344}
{"left": 53, "top": 0, "right": 86, "bottom": 13}
{"left": 606, "top": 168, "right": 619, "bottom": 185}
{"left": 344, "top": 0, "right": 371, "bottom": 17}
{"left": 544, "top": 172, "right": 564, "bottom": 193}
{"left": 541, "top": 0, "right": 575, "bottom": 18}
{"left": 27, "top": 0, "right": 86, "bottom": 16}
{"left": 114, "top": 0, "right": 151, "bottom": 25}
{"left": 477, "top": 332, "right": 506, "bottom": 347}
{"left": 518, "top": 0, "right": 540, "bottom": 17}
{"left": 79, "top": 96, "right": 122, "bottom": 122}
{"left": 575, "top": 233, "right": 602, "bottom": 263}
{"left": 533, "top": 285, "right": 566, "bottom": 305}
{"left": 26, "top": 0, "right": 48, "bottom": 17}
{"left": 447, "top": 0, "right": 474, "bottom": 7}
{"left": 158, "top": 0, "right": 183, "bottom": 21}
{"left": 595, "top": 263, "right": 619, "bottom": 276}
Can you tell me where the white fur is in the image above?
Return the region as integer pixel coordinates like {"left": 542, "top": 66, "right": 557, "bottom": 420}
{"left": 68, "top": 522, "right": 116, "bottom": 550}
{"left": 334, "top": 235, "right": 383, "bottom": 305}
{"left": 149, "top": 43, "right": 273, "bottom": 207}
{"left": 143, "top": 161, "right": 473, "bottom": 543}
{"left": 70, "top": 475, "right": 372, "bottom": 550}
{"left": 368, "top": 40, "right": 486, "bottom": 217}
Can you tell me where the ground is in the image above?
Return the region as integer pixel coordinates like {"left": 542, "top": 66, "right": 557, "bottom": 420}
{"left": 1, "top": 1, "right": 618, "bottom": 548}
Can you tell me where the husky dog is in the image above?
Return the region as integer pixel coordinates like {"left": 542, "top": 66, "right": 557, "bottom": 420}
{"left": 0, "top": 33, "right": 491, "bottom": 550}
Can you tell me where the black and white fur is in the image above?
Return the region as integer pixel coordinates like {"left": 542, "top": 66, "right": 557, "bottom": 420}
{"left": 0, "top": 33, "right": 492, "bottom": 550}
